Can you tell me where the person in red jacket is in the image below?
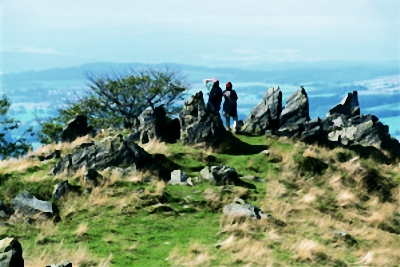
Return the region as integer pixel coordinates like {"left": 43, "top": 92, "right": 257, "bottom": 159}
{"left": 222, "top": 82, "right": 238, "bottom": 131}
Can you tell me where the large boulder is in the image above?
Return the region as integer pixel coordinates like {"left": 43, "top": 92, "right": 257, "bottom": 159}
{"left": 61, "top": 115, "right": 92, "bottom": 143}
{"left": 200, "top": 166, "right": 239, "bottom": 185}
{"left": 223, "top": 198, "right": 268, "bottom": 220}
{"left": 277, "top": 86, "right": 310, "bottom": 137}
{"left": 9, "top": 191, "right": 53, "bottom": 220}
{"left": 52, "top": 134, "right": 152, "bottom": 175}
{"left": 327, "top": 91, "right": 360, "bottom": 118}
{"left": 0, "top": 237, "right": 24, "bottom": 267}
{"left": 179, "top": 91, "right": 225, "bottom": 146}
{"left": 242, "top": 86, "right": 282, "bottom": 134}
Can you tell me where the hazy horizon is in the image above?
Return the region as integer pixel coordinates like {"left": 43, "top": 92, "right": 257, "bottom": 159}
{"left": 1, "top": 1, "right": 399, "bottom": 73}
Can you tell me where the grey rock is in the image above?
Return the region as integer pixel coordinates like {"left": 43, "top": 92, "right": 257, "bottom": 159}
{"left": 300, "top": 117, "right": 323, "bottom": 143}
{"left": 242, "top": 86, "right": 282, "bottom": 134}
{"left": 61, "top": 115, "right": 92, "bottom": 143}
{"left": 327, "top": 91, "right": 360, "bottom": 118}
{"left": 44, "top": 150, "right": 61, "bottom": 161}
{"left": 0, "top": 237, "right": 24, "bottom": 267}
{"left": 179, "top": 91, "right": 226, "bottom": 146}
{"left": 200, "top": 166, "right": 239, "bottom": 185}
{"left": 223, "top": 198, "right": 268, "bottom": 220}
{"left": 0, "top": 200, "right": 12, "bottom": 220}
{"left": 52, "top": 134, "right": 152, "bottom": 176}
{"left": 9, "top": 191, "right": 53, "bottom": 219}
{"left": 278, "top": 86, "right": 310, "bottom": 136}
{"left": 168, "top": 170, "right": 188, "bottom": 185}
{"left": 46, "top": 260, "right": 72, "bottom": 267}
{"left": 84, "top": 169, "right": 105, "bottom": 187}
{"left": 53, "top": 180, "right": 69, "bottom": 200}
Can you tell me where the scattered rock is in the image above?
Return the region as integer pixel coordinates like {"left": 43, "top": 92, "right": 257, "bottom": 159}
{"left": 330, "top": 230, "right": 357, "bottom": 245}
{"left": 242, "top": 86, "right": 282, "bottom": 134}
{"left": 223, "top": 198, "right": 268, "bottom": 220}
{"left": 168, "top": 170, "right": 188, "bottom": 185}
{"left": 61, "top": 114, "right": 92, "bottom": 143}
{"left": 179, "top": 91, "right": 226, "bottom": 146}
{"left": 46, "top": 260, "right": 72, "bottom": 267}
{"left": 260, "top": 150, "right": 270, "bottom": 156}
{"left": 9, "top": 191, "right": 53, "bottom": 220}
{"left": 53, "top": 180, "right": 69, "bottom": 200}
{"left": 148, "top": 204, "right": 178, "bottom": 215}
{"left": 0, "top": 237, "right": 24, "bottom": 267}
{"left": 200, "top": 166, "right": 239, "bottom": 185}
{"left": 241, "top": 175, "right": 263, "bottom": 182}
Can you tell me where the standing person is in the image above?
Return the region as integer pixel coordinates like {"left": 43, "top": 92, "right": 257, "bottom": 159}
{"left": 203, "top": 78, "right": 223, "bottom": 112}
{"left": 222, "top": 82, "right": 238, "bottom": 131}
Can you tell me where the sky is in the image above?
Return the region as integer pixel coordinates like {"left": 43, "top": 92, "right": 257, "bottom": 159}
{"left": 1, "top": 0, "right": 399, "bottom": 72}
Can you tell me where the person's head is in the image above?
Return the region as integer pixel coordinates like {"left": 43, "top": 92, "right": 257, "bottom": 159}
{"left": 213, "top": 79, "right": 219, "bottom": 87}
{"left": 226, "top": 82, "right": 232, "bottom": 91}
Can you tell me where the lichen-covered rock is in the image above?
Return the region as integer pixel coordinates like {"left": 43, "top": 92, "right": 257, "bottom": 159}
{"left": 200, "top": 166, "right": 239, "bottom": 185}
{"left": 223, "top": 198, "right": 268, "bottom": 220}
{"left": 242, "top": 86, "right": 282, "bottom": 134}
{"left": 179, "top": 91, "right": 225, "bottom": 146}
{"left": 52, "top": 134, "right": 152, "bottom": 175}
{"left": 327, "top": 91, "right": 360, "bottom": 118}
{"left": 0, "top": 237, "right": 24, "bottom": 267}
{"left": 9, "top": 191, "right": 53, "bottom": 219}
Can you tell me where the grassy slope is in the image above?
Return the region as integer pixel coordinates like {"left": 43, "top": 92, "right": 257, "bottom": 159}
{"left": 0, "top": 132, "right": 399, "bottom": 267}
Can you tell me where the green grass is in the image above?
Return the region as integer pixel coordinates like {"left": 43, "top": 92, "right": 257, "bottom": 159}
{"left": 1, "top": 133, "right": 400, "bottom": 266}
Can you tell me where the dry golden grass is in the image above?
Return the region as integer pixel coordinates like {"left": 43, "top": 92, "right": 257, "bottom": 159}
{"left": 24, "top": 240, "right": 106, "bottom": 267}
{"left": 295, "top": 239, "right": 327, "bottom": 263}
{"left": 169, "top": 241, "right": 212, "bottom": 266}
{"left": 140, "top": 138, "right": 171, "bottom": 156}
{"left": 0, "top": 157, "right": 39, "bottom": 173}
{"left": 74, "top": 222, "right": 88, "bottom": 237}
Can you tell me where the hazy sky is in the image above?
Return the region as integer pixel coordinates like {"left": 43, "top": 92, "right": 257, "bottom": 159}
{"left": 1, "top": 0, "right": 399, "bottom": 71}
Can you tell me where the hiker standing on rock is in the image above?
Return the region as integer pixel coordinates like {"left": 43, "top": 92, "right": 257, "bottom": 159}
{"left": 203, "top": 78, "right": 223, "bottom": 112}
{"left": 222, "top": 82, "right": 238, "bottom": 131}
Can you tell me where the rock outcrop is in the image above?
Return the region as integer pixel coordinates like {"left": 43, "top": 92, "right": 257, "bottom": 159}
{"left": 242, "top": 86, "right": 282, "bottom": 134}
{"left": 0, "top": 237, "right": 24, "bottom": 267}
{"left": 9, "top": 191, "right": 53, "bottom": 220}
{"left": 127, "top": 106, "right": 180, "bottom": 144}
{"left": 52, "top": 134, "right": 152, "bottom": 175}
{"left": 179, "top": 91, "right": 225, "bottom": 146}
{"left": 327, "top": 91, "right": 360, "bottom": 118}
{"left": 277, "top": 86, "right": 310, "bottom": 137}
{"left": 0, "top": 200, "right": 12, "bottom": 220}
{"left": 46, "top": 260, "right": 72, "bottom": 267}
{"left": 61, "top": 115, "right": 92, "bottom": 143}
{"left": 52, "top": 180, "right": 69, "bottom": 200}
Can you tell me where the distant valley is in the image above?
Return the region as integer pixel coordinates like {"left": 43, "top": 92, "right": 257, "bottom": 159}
{"left": 0, "top": 61, "right": 399, "bottom": 147}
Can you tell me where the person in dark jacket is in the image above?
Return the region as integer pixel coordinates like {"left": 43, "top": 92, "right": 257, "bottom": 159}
{"left": 204, "top": 78, "right": 223, "bottom": 112}
{"left": 222, "top": 82, "right": 238, "bottom": 131}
